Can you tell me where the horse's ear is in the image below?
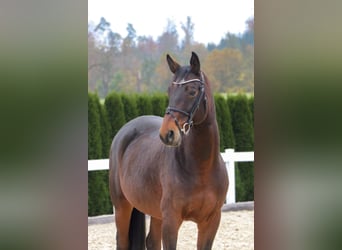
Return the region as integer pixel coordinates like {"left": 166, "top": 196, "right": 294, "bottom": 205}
{"left": 166, "top": 54, "right": 180, "bottom": 74}
{"left": 190, "top": 52, "right": 200, "bottom": 75}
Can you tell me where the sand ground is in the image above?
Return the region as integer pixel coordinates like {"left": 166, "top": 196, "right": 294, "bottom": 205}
{"left": 88, "top": 209, "right": 254, "bottom": 250}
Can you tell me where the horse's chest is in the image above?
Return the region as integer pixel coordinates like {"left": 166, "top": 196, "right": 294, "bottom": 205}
{"left": 181, "top": 185, "right": 219, "bottom": 222}
{"left": 183, "top": 191, "right": 217, "bottom": 221}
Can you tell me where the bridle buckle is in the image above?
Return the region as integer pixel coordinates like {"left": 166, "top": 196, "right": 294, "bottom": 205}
{"left": 181, "top": 121, "right": 193, "bottom": 135}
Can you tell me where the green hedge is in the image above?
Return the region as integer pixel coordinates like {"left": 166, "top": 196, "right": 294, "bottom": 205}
{"left": 136, "top": 94, "right": 154, "bottom": 116}
{"left": 105, "top": 92, "right": 126, "bottom": 140}
{"left": 88, "top": 92, "right": 254, "bottom": 216}
{"left": 228, "top": 94, "right": 254, "bottom": 202}
{"left": 120, "top": 93, "right": 138, "bottom": 122}
{"left": 88, "top": 93, "right": 112, "bottom": 216}
{"left": 214, "top": 94, "right": 235, "bottom": 151}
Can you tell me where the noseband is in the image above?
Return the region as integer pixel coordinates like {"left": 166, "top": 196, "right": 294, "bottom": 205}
{"left": 165, "top": 72, "right": 206, "bottom": 135}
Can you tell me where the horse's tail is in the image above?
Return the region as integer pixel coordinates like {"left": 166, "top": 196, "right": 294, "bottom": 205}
{"left": 129, "top": 208, "right": 146, "bottom": 250}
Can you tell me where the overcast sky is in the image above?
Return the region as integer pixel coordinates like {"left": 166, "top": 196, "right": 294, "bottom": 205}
{"left": 88, "top": 0, "right": 254, "bottom": 45}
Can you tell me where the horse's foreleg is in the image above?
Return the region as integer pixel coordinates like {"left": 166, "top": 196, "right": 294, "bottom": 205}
{"left": 114, "top": 201, "right": 133, "bottom": 250}
{"left": 161, "top": 212, "right": 182, "bottom": 250}
{"left": 196, "top": 210, "right": 221, "bottom": 250}
{"left": 146, "top": 217, "right": 162, "bottom": 250}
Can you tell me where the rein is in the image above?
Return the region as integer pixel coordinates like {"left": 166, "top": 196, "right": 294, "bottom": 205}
{"left": 165, "top": 72, "right": 207, "bottom": 135}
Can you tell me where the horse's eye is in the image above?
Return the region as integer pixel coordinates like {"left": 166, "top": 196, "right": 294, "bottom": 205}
{"left": 187, "top": 86, "right": 198, "bottom": 97}
{"left": 189, "top": 90, "right": 197, "bottom": 97}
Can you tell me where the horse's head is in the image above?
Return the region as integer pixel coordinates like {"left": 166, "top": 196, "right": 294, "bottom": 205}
{"left": 159, "top": 52, "right": 208, "bottom": 146}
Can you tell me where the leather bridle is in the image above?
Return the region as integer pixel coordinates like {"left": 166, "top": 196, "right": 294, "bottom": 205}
{"left": 165, "top": 72, "right": 207, "bottom": 135}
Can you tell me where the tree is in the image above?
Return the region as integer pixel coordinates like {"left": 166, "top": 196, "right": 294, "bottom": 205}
{"left": 122, "top": 23, "right": 137, "bottom": 51}
{"left": 203, "top": 48, "right": 243, "bottom": 92}
{"left": 181, "top": 16, "right": 195, "bottom": 50}
{"left": 107, "top": 30, "right": 122, "bottom": 53}
{"left": 88, "top": 18, "right": 123, "bottom": 97}
{"left": 95, "top": 51, "right": 114, "bottom": 98}
{"left": 218, "top": 32, "right": 243, "bottom": 50}
{"left": 88, "top": 15, "right": 254, "bottom": 93}
{"left": 88, "top": 23, "right": 102, "bottom": 92}
{"left": 94, "top": 17, "right": 110, "bottom": 32}
{"left": 140, "top": 57, "right": 158, "bottom": 91}
{"left": 242, "top": 17, "right": 254, "bottom": 46}
{"left": 153, "top": 54, "right": 173, "bottom": 91}
{"left": 158, "top": 19, "right": 179, "bottom": 54}
{"left": 240, "top": 45, "right": 254, "bottom": 93}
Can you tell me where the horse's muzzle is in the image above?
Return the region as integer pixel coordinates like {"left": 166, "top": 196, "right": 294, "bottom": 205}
{"left": 159, "top": 116, "right": 181, "bottom": 147}
{"left": 159, "top": 129, "right": 181, "bottom": 147}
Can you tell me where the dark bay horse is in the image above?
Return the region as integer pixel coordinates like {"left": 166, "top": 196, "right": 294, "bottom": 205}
{"left": 109, "top": 52, "right": 228, "bottom": 250}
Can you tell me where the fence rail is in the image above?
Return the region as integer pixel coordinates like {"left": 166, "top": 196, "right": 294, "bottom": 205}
{"left": 88, "top": 148, "right": 254, "bottom": 204}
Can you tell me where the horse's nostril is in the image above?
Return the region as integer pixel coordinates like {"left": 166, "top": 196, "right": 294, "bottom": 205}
{"left": 167, "top": 130, "right": 174, "bottom": 142}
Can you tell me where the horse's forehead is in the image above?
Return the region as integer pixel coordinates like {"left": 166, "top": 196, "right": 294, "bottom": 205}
{"left": 174, "top": 66, "right": 191, "bottom": 80}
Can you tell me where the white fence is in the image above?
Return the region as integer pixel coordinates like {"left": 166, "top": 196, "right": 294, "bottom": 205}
{"left": 220, "top": 149, "right": 254, "bottom": 203}
{"left": 88, "top": 148, "right": 254, "bottom": 204}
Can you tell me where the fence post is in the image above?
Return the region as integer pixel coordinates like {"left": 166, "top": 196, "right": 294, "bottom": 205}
{"left": 224, "top": 148, "right": 236, "bottom": 204}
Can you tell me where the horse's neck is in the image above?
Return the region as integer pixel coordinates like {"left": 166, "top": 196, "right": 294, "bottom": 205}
{"left": 178, "top": 77, "right": 220, "bottom": 172}
{"left": 181, "top": 113, "right": 220, "bottom": 170}
{"left": 190, "top": 75, "right": 220, "bottom": 162}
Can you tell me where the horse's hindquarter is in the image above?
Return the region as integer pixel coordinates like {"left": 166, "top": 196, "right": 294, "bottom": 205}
{"left": 111, "top": 116, "right": 165, "bottom": 218}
